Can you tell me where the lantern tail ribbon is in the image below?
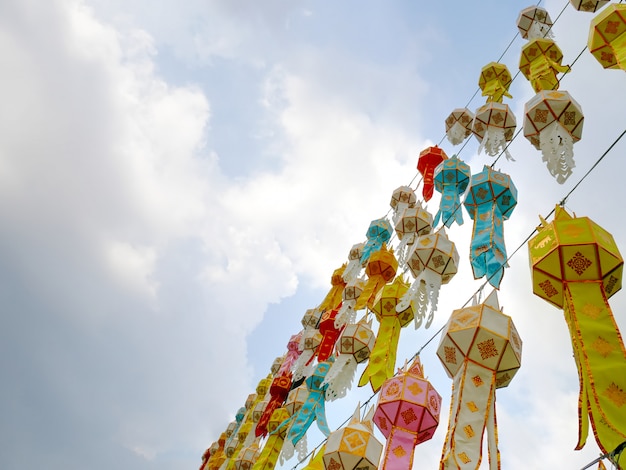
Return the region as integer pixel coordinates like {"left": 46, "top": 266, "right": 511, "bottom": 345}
{"left": 477, "top": 128, "right": 514, "bottom": 161}
{"left": 358, "top": 316, "right": 400, "bottom": 392}
{"left": 440, "top": 361, "right": 498, "bottom": 470}
{"left": 252, "top": 429, "right": 285, "bottom": 470}
{"left": 397, "top": 269, "right": 442, "bottom": 329}
{"left": 470, "top": 203, "right": 507, "bottom": 289}
{"left": 355, "top": 274, "right": 385, "bottom": 311}
{"left": 321, "top": 355, "right": 357, "bottom": 401}
{"left": 382, "top": 427, "right": 418, "bottom": 470}
{"left": 334, "top": 300, "right": 357, "bottom": 329}
{"left": 396, "top": 234, "right": 415, "bottom": 269}
{"left": 434, "top": 188, "right": 464, "bottom": 228}
{"left": 563, "top": 281, "right": 626, "bottom": 454}
{"left": 539, "top": 121, "right": 575, "bottom": 184}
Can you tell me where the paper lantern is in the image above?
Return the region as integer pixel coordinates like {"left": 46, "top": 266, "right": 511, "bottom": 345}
{"left": 316, "top": 306, "right": 345, "bottom": 362}
{"left": 206, "top": 432, "right": 228, "bottom": 470}
{"left": 343, "top": 242, "right": 366, "bottom": 284}
{"left": 323, "top": 316, "right": 376, "bottom": 401}
{"left": 235, "top": 441, "right": 261, "bottom": 470}
{"left": 433, "top": 155, "right": 471, "bottom": 229}
{"left": 437, "top": 290, "right": 522, "bottom": 469}
{"left": 303, "top": 445, "right": 326, "bottom": 470}
{"left": 528, "top": 205, "right": 626, "bottom": 455}
{"left": 472, "top": 101, "right": 517, "bottom": 160}
{"left": 390, "top": 185, "right": 417, "bottom": 225}
{"left": 284, "top": 382, "right": 309, "bottom": 418}
{"left": 374, "top": 357, "right": 442, "bottom": 470}
{"left": 588, "top": 4, "right": 626, "bottom": 71}
{"left": 397, "top": 229, "right": 459, "bottom": 329}
{"left": 354, "top": 244, "right": 398, "bottom": 311}
{"left": 318, "top": 265, "right": 347, "bottom": 313}
{"left": 463, "top": 166, "right": 517, "bottom": 288}
{"left": 360, "top": 218, "right": 394, "bottom": 265}
{"left": 252, "top": 407, "right": 291, "bottom": 470}
{"left": 394, "top": 201, "right": 433, "bottom": 270}
{"left": 478, "top": 62, "right": 512, "bottom": 103}
{"left": 335, "top": 278, "right": 365, "bottom": 328}
{"left": 358, "top": 276, "right": 415, "bottom": 393}
{"left": 523, "top": 90, "right": 584, "bottom": 184}
{"left": 418, "top": 146, "right": 448, "bottom": 202}
{"left": 445, "top": 108, "right": 475, "bottom": 146}
{"left": 200, "top": 446, "right": 212, "bottom": 470}
{"left": 517, "top": 6, "right": 554, "bottom": 40}
{"left": 284, "top": 360, "right": 334, "bottom": 461}
{"left": 519, "top": 38, "right": 570, "bottom": 92}
{"left": 302, "top": 308, "right": 323, "bottom": 330}
{"left": 292, "top": 327, "right": 323, "bottom": 381}
{"left": 570, "top": 0, "right": 609, "bottom": 12}
{"left": 256, "top": 372, "right": 292, "bottom": 437}
{"left": 324, "top": 406, "right": 383, "bottom": 470}
{"left": 270, "top": 355, "right": 285, "bottom": 376}
{"left": 278, "top": 332, "right": 304, "bottom": 377}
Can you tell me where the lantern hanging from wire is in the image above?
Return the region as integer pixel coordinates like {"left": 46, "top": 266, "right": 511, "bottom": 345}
{"left": 437, "top": 290, "right": 522, "bottom": 470}
{"left": 528, "top": 205, "right": 626, "bottom": 456}
{"left": 303, "top": 446, "right": 327, "bottom": 470}
{"left": 206, "top": 433, "right": 228, "bottom": 470}
{"left": 343, "top": 242, "right": 366, "bottom": 284}
{"left": 394, "top": 201, "right": 433, "bottom": 270}
{"left": 323, "top": 316, "right": 376, "bottom": 401}
{"left": 418, "top": 146, "right": 448, "bottom": 202}
{"left": 463, "top": 165, "right": 517, "bottom": 289}
{"left": 278, "top": 332, "right": 303, "bottom": 377}
{"left": 354, "top": 244, "right": 398, "bottom": 312}
{"left": 318, "top": 264, "right": 347, "bottom": 313}
{"left": 235, "top": 441, "right": 261, "bottom": 470}
{"left": 283, "top": 360, "right": 334, "bottom": 461}
{"left": 397, "top": 228, "right": 460, "bottom": 329}
{"left": 252, "top": 407, "right": 291, "bottom": 470}
{"left": 374, "top": 356, "right": 442, "bottom": 470}
{"left": 390, "top": 185, "right": 417, "bottom": 225}
{"left": 523, "top": 90, "right": 584, "bottom": 184}
{"left": 445, "top": 108, "right": 475, "bottom": 146}
{"left": 473, "top": 63, "right": 516, "bottom": 160}
{"left": 335, "top": 278, "right": 365, "bottom": 328}
{"left": 358, "top": 276, "right": 415, "bottom": 393}
{"left": 292, "top": 327, "right": 323, "bottom": 381}
{"left": 315, "top": 306, "right": 345, "bottom": 363}
{"left": 433, "top": 155, "right": 471, "bottom": 229}
{"left": 519, "top": 38, "right": 570, "bottom": 92}
{"left": 570, "top": 0, "right": 609, "bottom": 12}
{"left": 360, "top": 218, "right": 394, "bottom": 266}
{"left": 323, "top": 405, "right": 383, "bottom": 470}
{"left": 256, "top": 369, "right": 293, "bottom": 438}
{"left": 517, "top": 6, "right": 554, "bottom": 40}
{"left": 588, "top": 3, "right": 626, "bottom": 71}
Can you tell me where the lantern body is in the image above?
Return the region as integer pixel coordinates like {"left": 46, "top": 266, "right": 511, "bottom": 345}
{"left": 235, "top": 442, "right": 261, "bottom": 470}
{"left": 343, "top": 242, "right": 366, "bottom": 284}
{"left": 517, "top": 6, "right": 553, "bottom": 39}
{"left": 417, "top": 146, "right": 448, "bottom": 202}
{"left": 478, "top": 62, "right": 512, "bottom": 103}
{"left": 360, "top": 218, "right": 393, "bottom": 265}
{"left": 519, "top": 38, "right": 569, "bottom": 92}
{"left": 354, "top": 244, "right": 398, "bottom": 311}
{"left": 588, "top": 4, "right": 626, "bottom": 70}
{"left": 318, "top": 265, "right": 347, "bottom": 313}
{"left": 445, "top": 108, "right": 474, "bottom": 145}
{"left": 323, "top": 408, "right": 383, "bottom": 470}
{"left": 570, "top": 0, "right": 609, "bottom": 12}
{"left": 394, "top": 203, "right": 433, "bottom": 270}
{"left": 373, "top": 358, "right": 442, "bottom": 470}
{"left": 284, "top": 383, "right": 309, "bottom": 417}
{"left": 472, "top": 102, "right": 516, "bottom": 158}
{"left": 390, "top": 185, "right": 417, "bottom": 223}
{"left": 433, "top": 156, "right": 471, "bottom": 228}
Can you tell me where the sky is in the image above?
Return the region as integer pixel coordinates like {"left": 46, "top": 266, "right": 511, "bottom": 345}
{"left": 1, "top": 1, "right": 625, "bottom": 469}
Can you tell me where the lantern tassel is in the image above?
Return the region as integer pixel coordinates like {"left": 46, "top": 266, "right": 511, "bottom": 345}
{"left": 564, "top": 282, "right": 626, "bottom": 454}
{"left": 396, "top": 233, "right": 415, "bottom": 269}
{"left": 477, "top": 127, "right": 515, "bottom": 161}
{"left": 321, "top": 354, "right": 357, "bottom": 402}
{"left": 396, "top": 269, "right": 442, "bottom": 329}
{"left": 358, "top": 316, "right": 401, "bottom": 392}
{"left": 447, "top": 121, "right": 470, "bottom": 146}
{"left": 382, "top": 426, "right": 421, "bottom": 469}
{"left": 342, "top": 259, "right": 363, "bottom": 284}
{"left": 539, "top": 120, "right": 575, "bottom": 184}
{"left": 334, "top": 299, "right": 357, "bottom": 329}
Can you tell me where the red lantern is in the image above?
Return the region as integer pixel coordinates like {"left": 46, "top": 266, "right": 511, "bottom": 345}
{"left": 418, "top": 146, "right": 448, "bottom": 202}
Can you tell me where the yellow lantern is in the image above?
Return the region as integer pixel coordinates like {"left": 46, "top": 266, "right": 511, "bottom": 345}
{"left": 588, "top": 4, "right": 626, "bottom": 71}
{"left": 519, "top": 38, "right": 570, "bottom": 92}
{"left": 478, "top": 62, "right": 512, "bottom": 103}
{"left": 252, "top": 407, "right": 291, "bottom": 470}
{"left": 570, "top": 0, "right": 609, "bottom": 13}
{"left": 529, "top": 205, "right": 626, "bottom": 455}
{"left": 354, "top": 244, "right": 398, "bottom": 312}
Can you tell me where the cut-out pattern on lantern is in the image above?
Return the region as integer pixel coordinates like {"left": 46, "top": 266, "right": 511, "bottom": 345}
{"left": 358, "top": 276, "right": 415, "bottom": 393}
{"left": 418, "top": 146, "right": 448, "bottom": 202}
{"left": 445, "top": 108, "right": 475, "bottom": 146}
{"left": 529, "top": 205, "right": 626, "bottom": 455}
{"left": 463, "top": 166, "right": 517, "bottom": 289}
{"left": 374, "top": 356, "right": 442, "bottom": 470}
{"left": 433, "top": 156, "right": 471, "bottom": 229}
{"left": 588, "top": 4, "right": 626, "bottom": 71}
{"left": 523, "top": 90, "right": 584, "bottom": 184}
{"left": 437, "top": 290, "right": 522, "bottom": 470}
{"left": 323, "top": 405, "right": 383, "bottom": 470}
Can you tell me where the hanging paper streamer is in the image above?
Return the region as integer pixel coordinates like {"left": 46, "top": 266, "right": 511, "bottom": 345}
{"left": 360, "top": 218, "right": 394, "bottom": 266}
{"left": 283, "top": 360, "right": 334, "bottom": 461}
{"left": 335, "top": 278, "right": 365, "bottom": 328}
{"left": 343, "top": 242, "right": 366, "bottom": 284}
{"left": 445, "top": 108, "right": 475, "bottom": 146}
{"left": 523, "top": 90, "right": 584, "bottom": 184}
{"left": 390, "top": 185, "right": 417, "bottom": 225}
{"left": 358, "top": 276, "right": 415, "bottom": 393}
{"left": 418, "top": 146, "right": 448, "bottom": 202}
{"left": 316, "top": 306, "right": 345, "bottom": 362}
{"left": 437, "top": 290, "right": 522, "bottom": 470}
{"left": 570, "top": 0, "right": 609, "bottom": 12}
{"left": 433, "top": 156, "right": 471, "bottom": 229}
{"left": 318, "top": 265, "right": 347, "bottom": 313}
{"left": 354, "top": 244, "right": 398, "bottom": 311}
{"left": 256, "top": 369, "right": 292, "bottom": 437}
{"left": 473, "top": 63, "right": 516, "bottom": 160}
{"left": 529, "top": 205, "right": 626, "bottom": 455}
{"left": 588, "top": 4, "right": 626, "bottom": 71}
{"left": 374, "top": 356, "right": 442, "bottom": 470}
{"left": 397, "top": 229, "right": 459, "bottom": 329}
{"left": 463, "top": 165, "right": 517, "bottom": 289}
{"left": 200, "top": 445, "right": 214, "bottom": 470}
{"left": 323, "top": 317, "right": 376, "bottom": 401}
{"left": 517, "top": 6, "right": 554, "bottom": 40}
{"left": 519, "top": 38, "right": 569, "bottom": 93}
{"left": 324, "top": 405, "right": 383, "bottom": 470}
{"left": 394, "top": 201, "right": 433, "bottom": 270}
{"left": 252, "top": 407, "right": 291, "bottom": 470}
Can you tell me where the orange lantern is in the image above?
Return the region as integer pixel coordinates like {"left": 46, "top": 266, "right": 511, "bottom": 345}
{"left": 354, "top": 244, "right": 398, "bottom": 312}
{"left": 418, "top": 146, "right": 448, "bottom": 202}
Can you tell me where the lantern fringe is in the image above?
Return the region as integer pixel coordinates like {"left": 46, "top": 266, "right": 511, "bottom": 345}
{"left": 334, "top": 300, "right": 357, "bottom": 329}
{"left": 396, "top": 270, "right": 441, "bottom": 329}
{"left": 478, "top": 127, "right": 515, "bottom": 161}
{"left": 447, "top": 121, "right": 469, "bottom": 145}
{"left": 539, "top": 120, "right": 575, "bottom": 184}
{"left": 396, "top": 233, "right": 415, "bottom": 270}
{"left": 342, "top": 259, "right": 363, "bottom": 284}
{"left": 321, "top": 355, "right": 357, "bottom": 402}
{"left": 291, "top": 349, "right": 316, "bottom": 382}
{"left": 392, "top": 203, "right": 410, "bottom": 225}
{"left": 527, "top": 21, "right": 554, "bottom": 40}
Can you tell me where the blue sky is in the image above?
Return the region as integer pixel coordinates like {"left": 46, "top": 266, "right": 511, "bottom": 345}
{"left": 1, "top": 1, "right": 625, "bottom": 469}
